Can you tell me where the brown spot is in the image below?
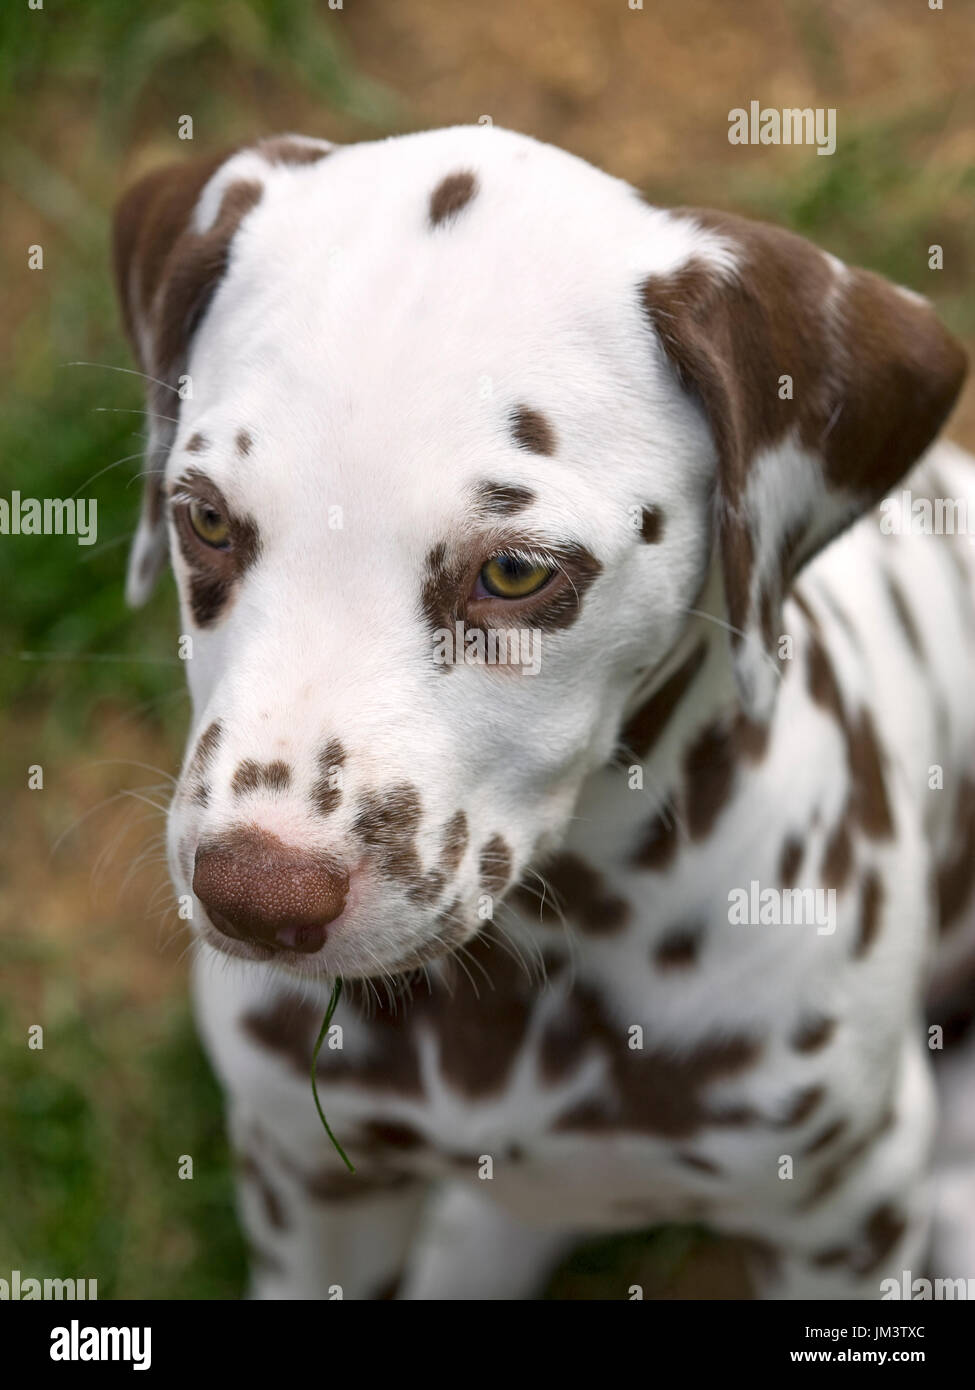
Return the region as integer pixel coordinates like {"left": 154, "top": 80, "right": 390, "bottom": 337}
{"left": 551, "top": 992, "right": 763, "bottom": 1138}
{"left": 804, "top": 1118, "right": 848, "bottom": 1155}
{"left": 798, "top": 1107, "right": 895, "bottom": 1209}
{"left": 352, "top": 784, "right": 443, "bottom": 904}
{"left": 654, "top": 926, "right": 702, "bottom": 970}
{"left": 477, "top": 480, "right": 536, "bottom": 515}
{"left": 429, "top": 170, "right": 478, "bottom": 227}
{"left": 531, "top": 851, "right": 630, "bottom": 935}
{"left": 297, "top": 1165, "right": 412, "bottom": 1202}
{"left": 243, "top": 990, "right": 423, "bottom": 1097}
{"left": 185, "top": 432, "right": 207, "bottom": 452}
{"left": 847, "top": 709, "right": 893, "bottom": 839}
{"left": 420, "top": 541, "right": 457, "bottom": 637}
{"left": 855, "top": 871, "right": 883, "bottom": 958}
{"left": 733, "top": 712, "right": 771, "bottom": 763}
{"left": 684, "top": 719, "right": 738, "bottom": 839}
{"left": 311, "top": 739, "right": 346, "bottom": 816}
{"left": 709, "top": 1103, "right": 761, "bottom": 1127}
{"left": 620, "top": 642, "right": 709, "bottom": 760}
{"left": 676, "top": 1151, "right": 721, "bottom": 1175}
{"left": 353, "top": 785, "right": 421, "bottom": 846}
{"left": 238, "top": 1150, "right": 288, "bottom": 1230}
{"left": 809, "top": 1246, "right": 848, "bottom": 1269}
{"left": 479, "top": 834, "right": 512, "bottom": 895}
{"left": 632, "top": 806, "right": 681, "bottom": 872}
{"left": 811, "top": 1202, "right": 907, "bottom": 1277}
{"left": 410, "top": 928, "right": 537, "bottom": 1098}
{"left": 886, "top": 575, "right": 924, "bottom": 654}
{"left": 821, "top": 811, "right": 853, "bottom": 889}
{"left": 638, "top": 504, "right": 665, "bottom": 544}
{"left": 778, "top": 836, "right": 803, "bottom": 888}
{"left": 791, "top": 589, "right": 822, "bottom": 632}
{"left": 370, "top": 1276, "right": 402, "bottom": 1300}
{"left": 440, "top": 810, "right": 469, "bottom": 875}
{"left": 779, "top": 1085, "right": 825, "bottom": 1126}
{"left": 509, "top": 405, "right": 556, "bottom": 456}
{"left": 806, "top": 632, "right": 844, "bottom": 719}
{"left": 359, "top": 1120, "right": 425, "bottom": 1151}
{"left": 184, "top": 719, "right": 223, "bottom": 803}
{"left": 257, "top": 136, "right": 331, "bottom": 167}
{"left": 807, "top": 632, "right": 893, "bottom": 843}
{"left": 236, "top": 429, "right": 253, "bottom": 456}
{"left": 791, "top": 1015, "right": 836, "bottom": 1052}
{"left": 936, "top": 776, "right": 975, "bottom": 932}
{"left": 232, "top": 759, "right": 291, "bottom": 796}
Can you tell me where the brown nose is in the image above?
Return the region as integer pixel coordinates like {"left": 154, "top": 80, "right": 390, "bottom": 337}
{"left": 193, "top": 825, "right": 349, "bottom": 954}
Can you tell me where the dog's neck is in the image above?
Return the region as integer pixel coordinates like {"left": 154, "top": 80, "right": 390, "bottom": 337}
{"left": 528, "top": 559, "right": 757, "bottom": 909}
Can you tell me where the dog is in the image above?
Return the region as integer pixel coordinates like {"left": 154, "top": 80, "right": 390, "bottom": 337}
{"left": 111, "top": 125, "right": 975, "bottom": 1299}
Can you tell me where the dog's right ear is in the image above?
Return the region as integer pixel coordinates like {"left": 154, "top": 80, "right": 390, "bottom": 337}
{"left": 111, "top": 135, "right": 333, "bottom": 604}
{"left": 113, "top": 149, "right": 242, "bottom": 605}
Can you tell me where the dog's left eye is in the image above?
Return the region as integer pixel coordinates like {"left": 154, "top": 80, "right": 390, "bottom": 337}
{"left": 477, "top": 553, "right": 554, "bottom": 599}
{"left": 188, "top": 498, "right": 230, "bottom": 548}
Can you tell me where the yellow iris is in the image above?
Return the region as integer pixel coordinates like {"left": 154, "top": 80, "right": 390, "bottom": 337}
{"left": 479, "top": 553, "right": 553, "bottom": 599}
{"left": 188, "top": 498, "right": 230, "bottom": 548}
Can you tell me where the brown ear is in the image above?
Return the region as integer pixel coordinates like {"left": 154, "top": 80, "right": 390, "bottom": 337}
{"left": 641, "top": 209, "right": 967, "bottom": 718}
{"left": 113, "top": 149, "right": 242, "bottom": 603}
{"left": 111, "top": 135, "right": 332, "bottom": 604}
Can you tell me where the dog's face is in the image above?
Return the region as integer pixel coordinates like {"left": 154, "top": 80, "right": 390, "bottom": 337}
{"left": 113, "top": 126, "right": 965, "bottom": 978}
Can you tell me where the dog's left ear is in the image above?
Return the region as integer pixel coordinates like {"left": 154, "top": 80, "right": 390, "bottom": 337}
{"left": 641, "top": 209, "right": 967, "bottom": 719}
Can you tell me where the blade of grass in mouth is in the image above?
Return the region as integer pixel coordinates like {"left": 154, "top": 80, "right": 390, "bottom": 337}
{"left": 311, "top": 977, "right": 355, "bottom": 1173}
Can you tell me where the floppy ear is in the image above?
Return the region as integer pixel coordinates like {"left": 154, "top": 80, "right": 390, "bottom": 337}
{"left": 111, "top": 135, "right": 333, "bottom": 604}
{"left": 641, "top": 209, "right": 967, "bottom": 719}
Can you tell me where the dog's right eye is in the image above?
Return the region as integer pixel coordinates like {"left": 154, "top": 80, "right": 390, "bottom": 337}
{"left": 187, "top": 499, "right": 231, "bottom": 548}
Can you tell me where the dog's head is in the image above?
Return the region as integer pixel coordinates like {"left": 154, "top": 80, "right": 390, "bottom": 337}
{"left": 113, "top": 126, "right": 965, "bottom": 977}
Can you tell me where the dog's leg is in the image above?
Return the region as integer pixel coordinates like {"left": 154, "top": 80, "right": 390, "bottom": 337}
{"left": 230, "top": 1110, "right": 428, "bottom": 1300}
{"left": 739, "top": 1035, "right": 938, "bottom": 1300}
{"left": 397, "top": 1182, "right": 575, "bottom": 1300}
{"left": 751, "top": 1204, "right": 933, "bottom": 1301}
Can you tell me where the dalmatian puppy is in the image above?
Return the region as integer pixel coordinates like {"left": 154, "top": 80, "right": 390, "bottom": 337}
{"left": 112, "top": 125, "right": 975, "bottom": 1300}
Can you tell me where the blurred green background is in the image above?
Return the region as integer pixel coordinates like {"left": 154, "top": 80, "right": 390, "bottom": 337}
{"left": 1, "top": 0, "right": 973, "bottom": 1298}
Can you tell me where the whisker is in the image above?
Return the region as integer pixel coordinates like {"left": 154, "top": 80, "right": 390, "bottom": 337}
{"left": 62, "top": 360, "right": 180, "bottom": 394}
{"left": 92, "top": 407, "right": 182, "bottom": 425}
{"left": 71, "top": 451, "right": 145, "bottom": 499}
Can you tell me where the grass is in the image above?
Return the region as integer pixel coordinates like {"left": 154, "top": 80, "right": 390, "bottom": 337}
{"left": 0, "top": 997, "right": 247, "bottom": 1299}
